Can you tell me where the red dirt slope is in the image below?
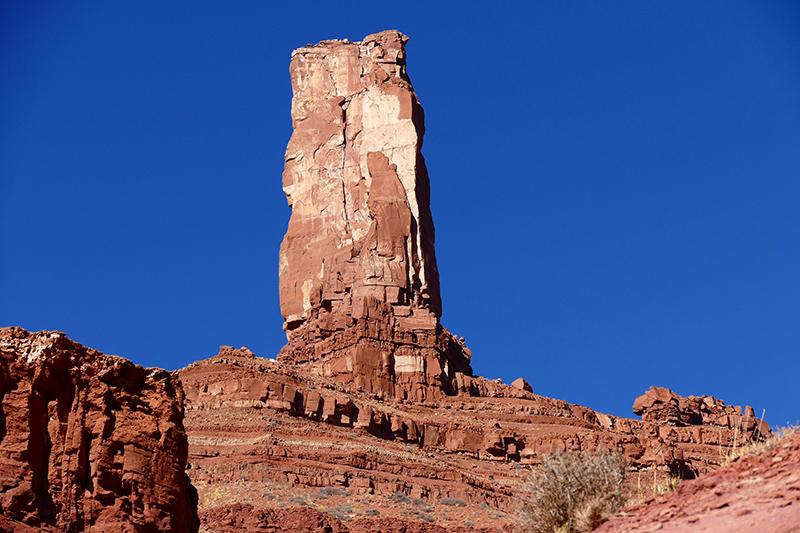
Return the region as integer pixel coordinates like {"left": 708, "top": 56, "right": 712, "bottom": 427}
{"left": 597, "top": 431, "right": 800, "bottom": 533}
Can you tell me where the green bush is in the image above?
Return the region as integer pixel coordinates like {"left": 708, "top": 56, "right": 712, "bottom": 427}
{"left": 521, "top": 450, "right": 627, "bottom": 533}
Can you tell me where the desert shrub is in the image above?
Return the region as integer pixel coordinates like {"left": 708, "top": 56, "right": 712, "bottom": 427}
{"left": 364, "top": 508, "right": 380, "bottom": 517}
{"left": 327, "top": 507, "right": 350, "bottom": 521}
{"left": 288, "top": 495, "right": 308, "bottom": 506}
{"left": 440, "top": 497, "right": 467, "bottom": 506}
{"left": 389, "top": 490, "right": 412, "bottom": 504}
{"left": 521, "top": 450, "right": 628, "bottom": 533}
{"left": 322, "top": 486, "right": 351, "bottom": 497}
{"left": 311, "top": 486, "right": 351, "bottom": 500}
{"left": 412, "top": 497, "right": 433, "bottom": 512}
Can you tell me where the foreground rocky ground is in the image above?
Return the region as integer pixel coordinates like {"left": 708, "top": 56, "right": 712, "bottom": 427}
{"left": 191, "top": 428, "right": 800, "bottom": 533}
{"left": 597, "top": 429, "right": 800, "bottom": 533}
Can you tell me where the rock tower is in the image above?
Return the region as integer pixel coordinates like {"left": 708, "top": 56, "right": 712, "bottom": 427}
{"left": 278, "top": 30, "right": 472, "bottom": 401}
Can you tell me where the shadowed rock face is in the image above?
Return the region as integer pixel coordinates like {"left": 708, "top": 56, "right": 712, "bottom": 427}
{"left": 0, "top": 327, "right": 198, "bottom": 533}
{"left": 278, "top": 30, "right": 471, "bottom": 400}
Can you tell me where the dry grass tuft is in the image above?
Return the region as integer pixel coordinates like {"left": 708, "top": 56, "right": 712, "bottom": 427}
{"left": 520, "top": 450, "right": 628, "bottom": 533}
{"left": 724, "top": 424, "right": 799, "bottom": 465}
{"left": 655, "top": 474, "right": 682, "bottom": 495}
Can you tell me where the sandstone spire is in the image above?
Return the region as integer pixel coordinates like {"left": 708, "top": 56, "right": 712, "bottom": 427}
{"left": 278, "top": 31, "right": 472, "bottom": 400}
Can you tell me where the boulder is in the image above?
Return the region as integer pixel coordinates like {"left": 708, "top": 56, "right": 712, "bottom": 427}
{"left": 511, "top": 378, "right": 533, "bottom": 392}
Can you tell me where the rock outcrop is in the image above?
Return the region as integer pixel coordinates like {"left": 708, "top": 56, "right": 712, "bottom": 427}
{"left": 633, "top": 386, "right": 770, "bottom": 437}
{"left": 0, "top": 327, "right": 198, "bottom": 533}
{"left": 278, "top": 30, "right": 472, "bottom": 401}
{"left": 179, "top": 348, "right": 769, "bottom": 530}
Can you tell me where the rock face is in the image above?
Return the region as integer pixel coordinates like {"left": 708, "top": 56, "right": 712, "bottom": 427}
{"left": 0, "top": 327, "right": 198, "bottom": 533}
{"left": 278, "top": 30, "right": 472, "bottom": 401}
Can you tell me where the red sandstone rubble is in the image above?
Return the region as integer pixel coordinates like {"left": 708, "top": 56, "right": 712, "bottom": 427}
{"left": 0, "top": 327, "right": 198, "bottom": 533}
{"left": 278, "top": 30, "right": 472, "bottom": 402}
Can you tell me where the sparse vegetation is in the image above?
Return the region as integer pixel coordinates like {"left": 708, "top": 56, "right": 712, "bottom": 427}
{"left": 723, "top": 423, "right": 799, "bottom": 465}
{"left": 389, "top": 490, "right": 412, "bottom": 504}
{"left": 655, "top": 474, "right": 682, "bottom": 495}
{"left": 440, "top": 497, "right": 467, "bottom": 506}
{"left": 288, "top": 495, "right": 308, "bottom": 506}
{"left": 311, "top": 486, "right": 351, "bottom": 499}
{"left": 412, "top": 497, "right": 433, "bottom": 512}
{"left": 327, "top": 507, "right": 350, "bottom": 521}
{"left": 325, "top": 502, "right": 355, "bottom": 521}
{"left": 520, "top": 450, "right": 628, "bottom": 533}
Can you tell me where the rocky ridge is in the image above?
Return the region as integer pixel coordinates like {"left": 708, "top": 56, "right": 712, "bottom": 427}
{"left": 179, "top": 347, "right": 768, "bottom": 531}
{"left": 0, "top": 327, "right": 198, "bottom": 533}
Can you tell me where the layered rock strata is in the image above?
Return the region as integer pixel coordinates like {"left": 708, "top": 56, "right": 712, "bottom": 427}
{"left": 278, "top": 30, "right": 472, "bottom": 401}
{"left": 179, "top": 347, "right": 767, "bottom": 528}
{"left": 0, "top": 327, "right": 198, "bottom": 533}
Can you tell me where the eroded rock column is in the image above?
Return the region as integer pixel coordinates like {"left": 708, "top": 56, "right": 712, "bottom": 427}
{"left": 278, "top": 30, "right": 472, "bottom": 401}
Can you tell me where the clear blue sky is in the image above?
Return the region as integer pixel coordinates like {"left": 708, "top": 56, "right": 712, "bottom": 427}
{"left": 2, "top": 2, "right": 798, "bottom": 428}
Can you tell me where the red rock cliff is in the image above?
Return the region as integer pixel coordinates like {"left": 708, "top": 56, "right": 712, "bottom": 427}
{"left": 278, "top": 30, "right": 472, "bottom": 401}
{"left": 0, "top": 327, "right": 198, "bottom": 533}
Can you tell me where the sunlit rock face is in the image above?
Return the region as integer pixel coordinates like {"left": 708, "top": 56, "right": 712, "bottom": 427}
{"left": 278, "top": 30, "right": 472, "bottom": 401}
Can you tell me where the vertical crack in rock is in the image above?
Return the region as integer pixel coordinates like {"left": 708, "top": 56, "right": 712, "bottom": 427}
{"left": 278, "top": 30, "right": 472, "bottom": 401}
